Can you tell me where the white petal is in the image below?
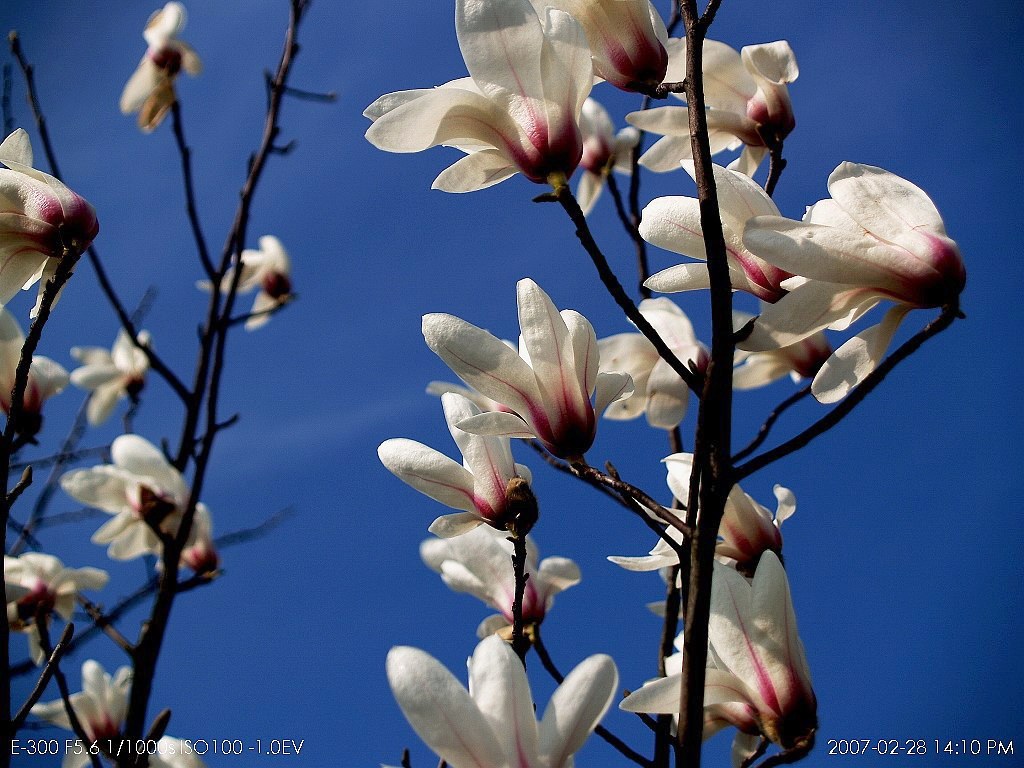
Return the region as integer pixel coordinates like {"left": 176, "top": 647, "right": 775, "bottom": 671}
{"left": 377, "top": 439, "right": 477, "bottom": 512}
{"left": 456, "top": 410, "right": 536, "bottom": 439}
{"left": 470, "top": 635, "right": 542, "bottom": 768}
{"left": 539, "top": 653, "right": 617, "bottom": 768}
{"left": 433, "top": 150, "right": 518, "bottom": 192}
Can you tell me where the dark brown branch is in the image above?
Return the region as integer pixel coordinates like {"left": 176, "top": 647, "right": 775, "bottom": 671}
{"left": 547, "top": 185, "right": 703, "bottom": 395}
{"left": 732, "top": 385, "right": 811, "bottom": 463}
{"left": 752, "top": 735, "right": 815, "bottom": 768}
{"left": 741, "top": 738, "right": 771, "bottom": 768}
{"left": 11, "top": 623, "right": 74, "bottom": 730}
{"left": 170, "top": 101, "right": 215, "bottom": 279}
{"left": 76, "top": 596, "right": 135, "bottom": 655}
{"left": 508, "top": 532, "right": 530, "bottom": 662}
{"left": 764, "top": 141, "right": 787, "bottom": 198}
{"left": 533, "top": 631, "right": 654, "bottom": 768}
{"left": 735, "top": 303, "right": 961, "bottom": 480}
{"left": 6, "top": 466, "right": 32, "bottom": 506}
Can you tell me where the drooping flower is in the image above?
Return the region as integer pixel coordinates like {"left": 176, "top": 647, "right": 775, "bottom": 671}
{"left": 387, "top": 635, "right": 618, "bottom": 768}
{"left": 741, "top": 162, "right": 966, "bottom": 402}
{"left": 538, "top": 0, "right": 669, "bottom": 92}
{"left": 628, "top": 39, "right": 798, "bottom": 175}
{"left": 421, "top": 525, "right": 580, "bottom": 638}
{"left": 576, "top": 97, "right": 640, "bottom": 215}
{"left": 621, "top": 553, "right": 817, "bottom": 765}
{"left": 610, "top": 454, "right": 794, "bottom": 574}
{"left": 642, "top": 162, "right": 792, "bottom": 302}
{"left": 598, "top": 297, "right": 707, "bottom": 429}
{"left": 364, "top": 0, "right": 592, "bottom": 191}
{"left": 32, "top": 660, "right": 205, "bottom": 768}
{"left": 60, "top": 434, "right": 208, "bottom": 560}
{"left": 179, "top": 503, "right": 219, "bottom": 575}
{"left": 733, "top": 311, "right": 831, "bottom": 390}
{"left": 0, "top": 129, "right": 98, "bottom": 310}
{"left": 120, "top": 2, "right": 202, "bottom": 132}
{"left": 378, "top": 392, "right": 535, "bottom": 538}
{"left": 4, "top": 553, "right": 108, "bottom": 665}
{"left": 0, "top": 307, "right": 69, "bottom": 439}
{"left": 422, "top": 278, "right": 633, "bottom": 460}
{"left": 70, "top": 329, "right": 151, "bottom": 425}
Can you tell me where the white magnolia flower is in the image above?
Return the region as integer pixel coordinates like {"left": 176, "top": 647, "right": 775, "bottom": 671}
{"left": 0, "top": 129, "right": 98, "bottom": 311}
{"left": 179, "top": 503, "right": 219, "bottom": 574}
{"left": 576, "top": 98, "right": 640, "bottom": 216}
{"left": 741, "top": 162, "right": 966, "bottom": 402}
{"left": 120, "top": 2, "right": 202, "bottom": 132}
{"left": 422, "top": 278, "right": 633, "bottom": 460}
{"left": 610, "top": 453, "right": 794, "bottom": 574}
{"left": 388, "top": 635, "right": 618, "bottom": 768}
{"left": 70, "top": 330, "right": 151, "bottom": 425}
{"left": 598, "top": 297, "right": 707, "bottom": 429}
{"left": 629, "top": 39, "right": 797, "bottom": 175}
{"left": 0, "top": 307, "right": 68, "bottom": 438}
{"left": 60, "top": 434, "right": 207, "bottom": 560}
{"left": 5, "top": 553, "right": 108, "bottom": 665}
{"left": 622, "top": 554, "right": 816, "bottom": 765}
{"left": 420, "top": 525, "right": 580, "bottom": 637}
{"left": 198, "top": 235, "right": 293, "bottom": 330}
{"left": 364, "top": 0, "right": 592, "bottom": 191}
{"left": 32, "top": 660, "right": 205, "bottom": 768}
{"left": 379, "top": 393, "right": 534, "bottom": 538}
{"left": 642, "top": 163, "right": 792, "bottom": 302}
{"left": 538, "top": 0, "right": 668, "bottom": 92}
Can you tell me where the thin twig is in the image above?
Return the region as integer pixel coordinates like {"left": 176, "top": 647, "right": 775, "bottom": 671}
{"left": 732, "top": 385, "right": 811, "bottom": 463}
{"left": 170, "top": 101, "right": 215, "bottom": 279}
{"left": 76, "top": 596, "right": 135, "bottom": 655}
{"left": 11, "top": 623, "right": 74, "bottom": 730}
{"left": 6, "top": 466, "right": 32, "bottom": 506}
{"left": 735, "top": 304, "right": 961, "bottom": 480}
{"left": 533, "top": 630, "right": 654, "bottom": 768}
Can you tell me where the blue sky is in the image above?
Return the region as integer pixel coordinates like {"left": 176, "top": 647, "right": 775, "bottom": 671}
{"left": 4, "top": 1, "right": 1022, "bottom": 766}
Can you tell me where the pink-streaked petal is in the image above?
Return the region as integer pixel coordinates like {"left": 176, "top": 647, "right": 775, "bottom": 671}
{"left": 811, "top": 304, "right": 912, "bottom": 404}
{"left": 378, "top": 438, "right": 478, "bottom": 512}
{"left": 457, "top": 410, "right": 537, "bottom": 439}
{"left": 429, "top": 511, "right": 485, "bottom": 538}
{"left": 645, "top": 262, "right": 712, "bottom": 293}
{"left": 470, "top": 635, "right": 542, "bottom": 768}
{"left": 387, "top": 645, "right": 507, "bottom": 768}
{"left": 423, "top": 312, "right": 543, "bottom": 419}
{"left": 640, "top": 195, "right": 707, "bottom": 260}
{"left": 457, "top": 0, "right": 545, "bottom": 102}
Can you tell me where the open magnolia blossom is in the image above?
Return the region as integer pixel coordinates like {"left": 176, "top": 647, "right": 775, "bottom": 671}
{"left": 364, "top": 0, "right": 592, "bottom": 191}
{"left": 0, "top": 128, "right": 98, "bottom": 311}
{"left": 60, "top": 434, "right": 207, "bottom": 560}
{"left": 198, "top": 235, "right": 293, "bottom": 330}
{"left": 537, "top": 0, "right": 668, "bottom": 92}
{"left": 421, "top": 525, "right": 580, "bottom": 638}
{"left": 733, "top": 310, "right": 831, "bottom": 390}
{"left": 576, "top": 98, "right": 640, "bottom": 216}
{"left": 642, "top": 162, "right": 793, "bottom": 302}
{"left": 423, "top": 278, "right": 633, "bottom": 460}
{"left": 32, "top": 660, "right": 205, "bottom": 768}
{"left": 379, "top": 393, "right": 534, "bottom": 538}
{"left": 120, "top": 1, "right": 202, "bottom": 132}
{"left": 4, "top": 553, "right": 108, "bottom": 665}
{"left": 0, "top": 307, "right": 68, "bottom": 438}
{"left": 621, "top": 553, "right": 816, "bottom": 765}
{"left": 610, "top": 453, "right": 794, "bottom": 574}
{"left": 388, "top": 635, "right": 618, "bottom": 768}
{"left": 598, "top": 297, "right": 707, "bottom": 429}
{"left": 628, "top": 39, "right": 797, "bottom": 175}
{"left": 741, "top": 162, "right": 966, "bottom": 403}
{"left": 70, "top": 329, "right": 151, "bottom": 425}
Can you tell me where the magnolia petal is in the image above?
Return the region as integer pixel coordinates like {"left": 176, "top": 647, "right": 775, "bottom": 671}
{"left": 476, "top": 614, "right": 511, "bottom": 638}
{"left": 593, "top": 371, "right": 634, "bottom": 415}
{"left": 60, "top": 467, "right": 133, "bottom": 515}
{"left": 619, "top": 673, "right": 679, "bottom": 714}
{"left": 70, "top": 362, "right": 120, "bottom": 390}
{"left": 442, "top": 394, "right": 517, "bottom": 510}
{"left": 110, "top": 435, "right": 185, "bottom": 502}
{"left": 645, "top": 262, "right": 712, "bottom": 293}
{"left": 539, "top": 653, "right": 617, "bottom": 768}
{"left": 387, "top": 645, "right": 507, "bottom": 768}
{"left": 664, "top": 452, "right": 694, "bottom": 506}
{"left": 638, "top": 135, "right": 694, "bottom": 172}
{"left": 563, "top": 309, "right": 599, "bottom": 397}
{"left": 517, "top": 280, "right": 577, "bottom": 417}
{"left": 456, "top": 410, "right": 536, "bottom": 439}
{"left": 470, "top": 635, "right": 542, "bottom": 768}
{"left": 378, "top": 438, "right": 477, "bottom": 512}
{"left": 0, "top": 247, "right": 50, "bottom": 307}
{"left": 30, "top": 356, "right": 70, "bottom": 400}
{"left": 0, "top": 129, "right": 33, "bottom": 166}
{"left": 645, "top": 358, "right": 689, "bottom": 429}
{"left": 741, "top": 282, "right": 881, "bottom": 352}
{"left": 743, "top": 215, "right": 914, "bottom": 294}
{"left": 577, "top": 171, "right": 603, "bottom": 217}
{"left": 640, "top": 196, "right": 707, "bottom": 261}
{"left": 457, "top": 0, "right": 545, "bottom": 102}
{"left": 120, "top": 59, "right": 162, "bottom": 114}
{"left": 433, "top": 150, "right": 518, "bottom": 192}
{"left": 811, "top": 304, "right": 912, "bottom": 403}
{"left": 423, "top": 312, "right": 543, "bottom": 419}
{"left": 607, "top": 551, "right": 672, "bottom": 572}
{"left": 702, "top": 39, "right": 755, "bottom": 112}
{"left": 538, "top": 8, "right": 591, "bottom": 130}
{"left": 733, "top": 354, "right": 791, "bottom": 390}
{"left": 86, "top": 383, "right": 123, "bottom": 426}
{"left": 741, "top": 41, "right": 798, "bottom": 85}
{"left": 429, "top": 511, "right": 485, "bottom": 538}
{"left": 773, "top": 485, "right": 796, "bottom": 525}
{"left": 731, "top": 732, "right": 764, "bottom": 768}
{"left": 536, "top": 556, "right": 581, "bottom": 594}
{"left": 727, "top": 145, "right": 768, "bottom": 177}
